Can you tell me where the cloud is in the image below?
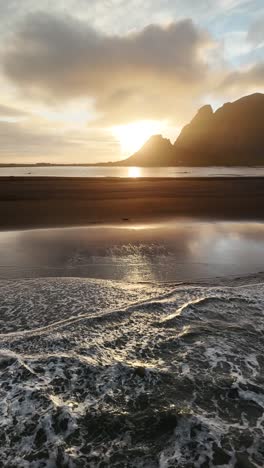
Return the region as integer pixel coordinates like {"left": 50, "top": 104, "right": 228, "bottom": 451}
{"left": 247, "top": 16, "right": 264, "bottom": 46}
{"left": 0, "top": 118, "right": 120, "bottom": 163}
{"left": 216, "top": 14, "right": 264, "bottom": 80}
{"left": 0, "top": 0, "right": 255, "bottom": 36}
{"left": 0, "top": 104, "right": 29, "bottom": 118}
{"left": 218, "top": 62, "right": 264, "bottom": 93}
{"left": 0, "top": 119, "right": 79, "bottom": 161}
{"left": 2, "top": 13, "right": 215, "bottom": 125}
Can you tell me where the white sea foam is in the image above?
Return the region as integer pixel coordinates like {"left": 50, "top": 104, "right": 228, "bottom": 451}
{"left": 0, "top": 278, "right": 263, "bottom": 466}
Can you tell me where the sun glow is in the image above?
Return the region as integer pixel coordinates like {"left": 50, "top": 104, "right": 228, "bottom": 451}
{"left": 112, "top": 120, "right": 163, "bottom": 156}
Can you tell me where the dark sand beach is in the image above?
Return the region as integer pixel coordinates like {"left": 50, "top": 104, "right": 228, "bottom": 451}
{"left": 1, "top": 176, "right": 264, "bottom": 229}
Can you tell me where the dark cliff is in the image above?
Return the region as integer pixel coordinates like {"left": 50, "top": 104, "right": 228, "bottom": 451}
{"left": 120, "top": 93, "right": 264, "bottom": 166}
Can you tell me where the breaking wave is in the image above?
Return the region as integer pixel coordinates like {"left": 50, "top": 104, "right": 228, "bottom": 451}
{"left": 0, "top": 278, "right": 263, "bottom": 467}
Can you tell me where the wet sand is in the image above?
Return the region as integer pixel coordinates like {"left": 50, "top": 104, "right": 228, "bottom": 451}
{"left": 1, "top": 176, "right": 264, "bottom": 229}
{"left": 0, "top": 220, "right": 264, "bottom": 281}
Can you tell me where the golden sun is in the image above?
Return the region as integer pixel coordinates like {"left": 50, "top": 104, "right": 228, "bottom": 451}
{"left": 112, "top": 120, "right": 162, "bottom": 156}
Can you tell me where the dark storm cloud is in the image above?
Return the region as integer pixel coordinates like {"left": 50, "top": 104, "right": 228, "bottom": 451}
{"left": 2, "top": 13, "right": 214, "bottom": 123}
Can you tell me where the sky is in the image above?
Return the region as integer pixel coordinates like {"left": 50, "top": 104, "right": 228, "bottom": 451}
{"left": 0, "top": 0, "right": 263, "bottom": 164}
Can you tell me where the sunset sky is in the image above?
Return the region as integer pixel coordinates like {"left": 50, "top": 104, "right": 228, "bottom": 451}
{"left": 0, "top": 0, "right": 263, "bottom": 163}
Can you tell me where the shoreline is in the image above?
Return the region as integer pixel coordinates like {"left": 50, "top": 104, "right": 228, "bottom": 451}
{"left": 1, "top": 271, "right": 264, "bottom": 287}
{"left": 1, "top": 176, "right": 264, "bottom": 229}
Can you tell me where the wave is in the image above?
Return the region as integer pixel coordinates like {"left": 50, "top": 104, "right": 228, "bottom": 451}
{"left": 0, "top": 278, "right": 263, "bottom": 467}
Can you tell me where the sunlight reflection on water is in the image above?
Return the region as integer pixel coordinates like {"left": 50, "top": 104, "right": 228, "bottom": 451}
{"left": 128, "top": 167, "right": 142, "bottom": 178}
{"left": 0, "top": 220, "right": 264, "bottom": 281}
{"left": 1, "top": 166, "right": 264, "bottom": 177}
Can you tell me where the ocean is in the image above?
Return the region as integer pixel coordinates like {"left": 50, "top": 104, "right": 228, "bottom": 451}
{"left": 1, "top": 165, "right": 264, "bottom": 178}
{"left": 0, "top": 278, "right": 264, "bottom": 467}
{"left": 0, "top": 220, "right": 264, "bottom": 466}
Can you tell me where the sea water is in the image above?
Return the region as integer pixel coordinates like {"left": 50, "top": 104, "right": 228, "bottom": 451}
{"left": 0, "top": 278, "right": 263, "bottom": 466}
{"left": 0, "top": 165, "right": 264, "bottom": 178}
{"left": 0, "top": 220, "right": 264, "bottom": 466}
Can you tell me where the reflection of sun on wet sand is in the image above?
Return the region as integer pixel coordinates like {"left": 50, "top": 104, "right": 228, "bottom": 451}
{"left": 1, "top": 221, "right": 264, "bottom": 281}
{"left": 0, "top": 176, "right": 264, "bottom": 229}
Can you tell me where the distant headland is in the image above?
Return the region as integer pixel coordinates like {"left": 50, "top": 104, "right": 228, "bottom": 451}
{"left": 111, "top": 93, "right": 264, "bottom": 167}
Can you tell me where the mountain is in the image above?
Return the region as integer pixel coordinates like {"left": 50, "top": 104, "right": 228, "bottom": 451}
{"left": 119, "top": 135, "right": 173, "bottom": 166}
{"left": 119, "top": 93, "right": 264, "bottom": 166}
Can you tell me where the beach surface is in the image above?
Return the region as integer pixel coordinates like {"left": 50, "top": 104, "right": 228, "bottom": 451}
{"left": 1, "top": 176, "right": 264, "bottom": 229}
{"left": 1, "top": 176, "right": 264, "bottom": 466}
